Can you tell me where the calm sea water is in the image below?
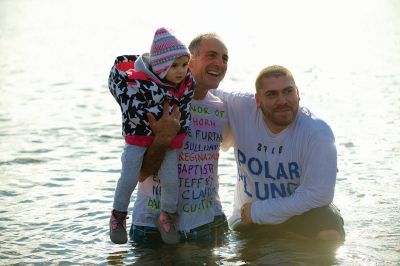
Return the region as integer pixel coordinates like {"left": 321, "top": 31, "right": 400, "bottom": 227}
{"left": 1, "top": 0, "right": 399, "bottom": 265}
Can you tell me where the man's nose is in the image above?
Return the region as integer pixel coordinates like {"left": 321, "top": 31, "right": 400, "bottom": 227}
{"left": 213, "top": 56, "right": 226, "bottom": 68}
{"left": 276, "top": 93, "right": 288, "bottom": 104}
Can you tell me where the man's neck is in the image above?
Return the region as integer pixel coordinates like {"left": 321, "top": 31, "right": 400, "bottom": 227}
{"left": 193, "top": 86, "right": 209, "bottom": 100}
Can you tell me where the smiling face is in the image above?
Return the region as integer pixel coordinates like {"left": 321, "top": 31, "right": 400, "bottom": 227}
{"left": 255, "top": 73, "right": 300, "bottom": 133}
{"left": 164, "top": 55, "right": 189, "bottom": 86}
{"left": 189, "top": 37, "right": 228, "bottom": 99}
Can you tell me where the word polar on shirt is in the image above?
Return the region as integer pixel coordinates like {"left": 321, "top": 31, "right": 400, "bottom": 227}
{"left": 237, "top": 148, "right": 301, "bottom": 200}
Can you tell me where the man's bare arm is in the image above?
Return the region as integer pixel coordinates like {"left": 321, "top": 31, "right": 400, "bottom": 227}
{"left": 139, "top": 100, "right": 181, "bottom": 182}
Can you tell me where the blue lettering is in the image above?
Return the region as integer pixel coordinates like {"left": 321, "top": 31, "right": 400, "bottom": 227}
{"left": 238, "top": 149, "right": 245, "bottom": 166}
{"left": 237, "top": 150, "right": 300, "bottom": 189}
{"left": 239, "top": 171, "right": 252, "bottom": 197}
{"left": 248, "top": 157, "right": 262, "bottom": 175}
{"left": 252, "top": 182, "right": 299, "bottom": 200}
{"left": 287, "top": 182, "right": 298, "bottom": 195}
{"left": 255, "top": 182, "right": 269, "bottom": 200}
{"left": 264, "top": 160, "right": 276, "bottom": 180}
{"left": 276, "top": 163, "right": 288, "bottom": 179}
{"left": 271, "top": 183, "right": 287, "bottom": 198}
{"left": 288, "top": 162, "right": 300, "bottom": 179}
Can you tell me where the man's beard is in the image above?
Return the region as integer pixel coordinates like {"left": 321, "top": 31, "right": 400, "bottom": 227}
{"left": 262, "top": 105, "right": 298, "bottom": 128}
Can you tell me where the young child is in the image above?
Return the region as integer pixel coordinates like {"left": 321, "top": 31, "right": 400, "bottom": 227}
{"left": 108, "top": 27, "right": 194, "bottom": 244}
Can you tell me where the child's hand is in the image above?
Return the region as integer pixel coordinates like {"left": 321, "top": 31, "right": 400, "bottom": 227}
{"left": 147, "top": 100, "right": 181, "bottom": 144}
{"left": 139, "top": 100, "right": 181, "bottom": 182}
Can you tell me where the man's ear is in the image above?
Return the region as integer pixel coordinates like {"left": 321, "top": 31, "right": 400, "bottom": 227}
{"left": 188, "top": 56, "right": 195, "bottom": 69}
{"left": 255, "top": 92, "right": 260, "bottom": 107}
{"left": 297, "top": 87, "right": 300, "bottom": 102}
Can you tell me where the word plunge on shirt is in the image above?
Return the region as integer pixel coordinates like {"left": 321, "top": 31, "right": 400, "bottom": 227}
{"left": 238, "top": 171, "right": 298, "bottom": 200}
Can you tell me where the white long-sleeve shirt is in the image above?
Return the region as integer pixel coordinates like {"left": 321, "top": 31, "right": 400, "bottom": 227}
{"left": 214, "top": 90, "right": 337, "bottom": 227}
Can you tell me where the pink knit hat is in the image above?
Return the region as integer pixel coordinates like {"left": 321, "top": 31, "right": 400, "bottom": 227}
{"left": 149, "top": 27, "right": 190, "bottom": 79}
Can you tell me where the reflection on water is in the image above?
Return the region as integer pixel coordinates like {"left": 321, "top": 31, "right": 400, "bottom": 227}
{"left": 106, "top": 235, "right": 343, "bottom": 265}
{"left": 1, "top": 0, "right": 400, "bottom": 264}
{"left": 233, "top": 234, "right": 341, "bottom": 265}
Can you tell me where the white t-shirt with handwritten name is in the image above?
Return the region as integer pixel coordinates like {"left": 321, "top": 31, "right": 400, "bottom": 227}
{"left": 213, "top": 90, "right": 337, "bottom": 227}
{"left": 131, "top": 92, "right": 229, "bottom": 232}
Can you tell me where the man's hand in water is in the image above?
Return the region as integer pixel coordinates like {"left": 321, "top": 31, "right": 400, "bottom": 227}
{"left": 241, "top": 202, "right": 253, "bottom": 225}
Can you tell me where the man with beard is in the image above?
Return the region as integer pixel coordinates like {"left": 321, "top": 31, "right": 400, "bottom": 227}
{"left": 214, "top": 65, "right": 345, "bottom": 241}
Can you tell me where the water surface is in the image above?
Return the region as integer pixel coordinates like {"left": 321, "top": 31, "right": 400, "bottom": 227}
{"left": 1, "top": 0, "right": 399, "bottom": 264}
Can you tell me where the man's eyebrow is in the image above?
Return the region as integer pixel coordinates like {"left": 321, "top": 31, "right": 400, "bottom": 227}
{"left": 284, "top": 86, "right": 295, "bottom": 90}
{"left": 263, "top": 86, "right": 294, "bottom": 93}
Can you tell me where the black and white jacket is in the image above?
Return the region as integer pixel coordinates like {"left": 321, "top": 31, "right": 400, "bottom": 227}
{"left": 108, "top": 54, "right": 195, "bottom": 148}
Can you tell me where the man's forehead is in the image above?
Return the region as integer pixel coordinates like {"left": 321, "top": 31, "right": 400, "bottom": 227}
{"left": 262, "top": 76, "right": 295, "bottom": 87}
{"left": 200, "top": 39, "right": 227, "bottom": 53}
{"left": 263, "top": 75, "right": 293, "bottom": 82}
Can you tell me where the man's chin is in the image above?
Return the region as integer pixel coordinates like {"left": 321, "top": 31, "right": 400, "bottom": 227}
{"left": 206, "top": 76, "right": 223, "bottom": 88}
{"left": 273, "top": 112, "right": 295, "bottom": 125}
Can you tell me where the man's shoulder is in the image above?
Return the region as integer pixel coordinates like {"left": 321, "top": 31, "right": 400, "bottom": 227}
{"left": 297, "top": 107, "right": 334, "bottom": 136}
{"left": 210, "top": 89, "right": 255, "bottom": 106}
{"left": 193, "top": 92, "right": 227, "bottom": 112}
{"left": 206, "top": 90, "right": 224, "bottom": 101}
{"left": 212, "top": 88, "right": 254, "bottom": 97}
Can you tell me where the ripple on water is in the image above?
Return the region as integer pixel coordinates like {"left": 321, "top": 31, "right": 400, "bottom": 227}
{"left": 42, "top": 127, "right": 76, "bottom": 136}
{"left": 52, "top": 193, "right": 68, "bottom": 197}
{"left": 43, "top": 182, "right": 63, "bottom": 188}
{"left": 0, "top": 190, "right": 19, "bottom": 197}
{"left": 50, "top": 177, "right": 74, "bottom": 182}
{"left": 81, "top": 168, "right": 119, "bottom": 173}
{"left": 0, "top": 250, "right": 22, "bottom": 261}
{"left": 340, "top": 142, "right": 355, "bottom": 148}
{"left": 0, "top": 157, "right": 48, "bottom": 165}
{"left": 50, "top": 81, "right": 72, "bottom": 87}
{"left": 98, "top": 134, "right": 118, "bottom": 140}
{"left": 0, "top": 118, "right": 11, "bottom": 123}
{"left": 79, "top": 87, "right": 94, "bottom": 92}
{"left": 0, "top": 217, "right": 12, "bottom": 222}
{"left": 99, "top": 156, "right": 117, "bottom": 160}
{"left": 74, "top": 199, "right": 110, "bottom": 206}
{"left": 20, "top": 148, "right": 52, "bottom": 154}
{"left": 18, "top": 199, "right": 34, "bottom": 204}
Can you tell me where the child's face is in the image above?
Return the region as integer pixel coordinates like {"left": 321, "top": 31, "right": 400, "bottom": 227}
{"left": 165, "top": 56, "right": 189, "bottom": 85}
